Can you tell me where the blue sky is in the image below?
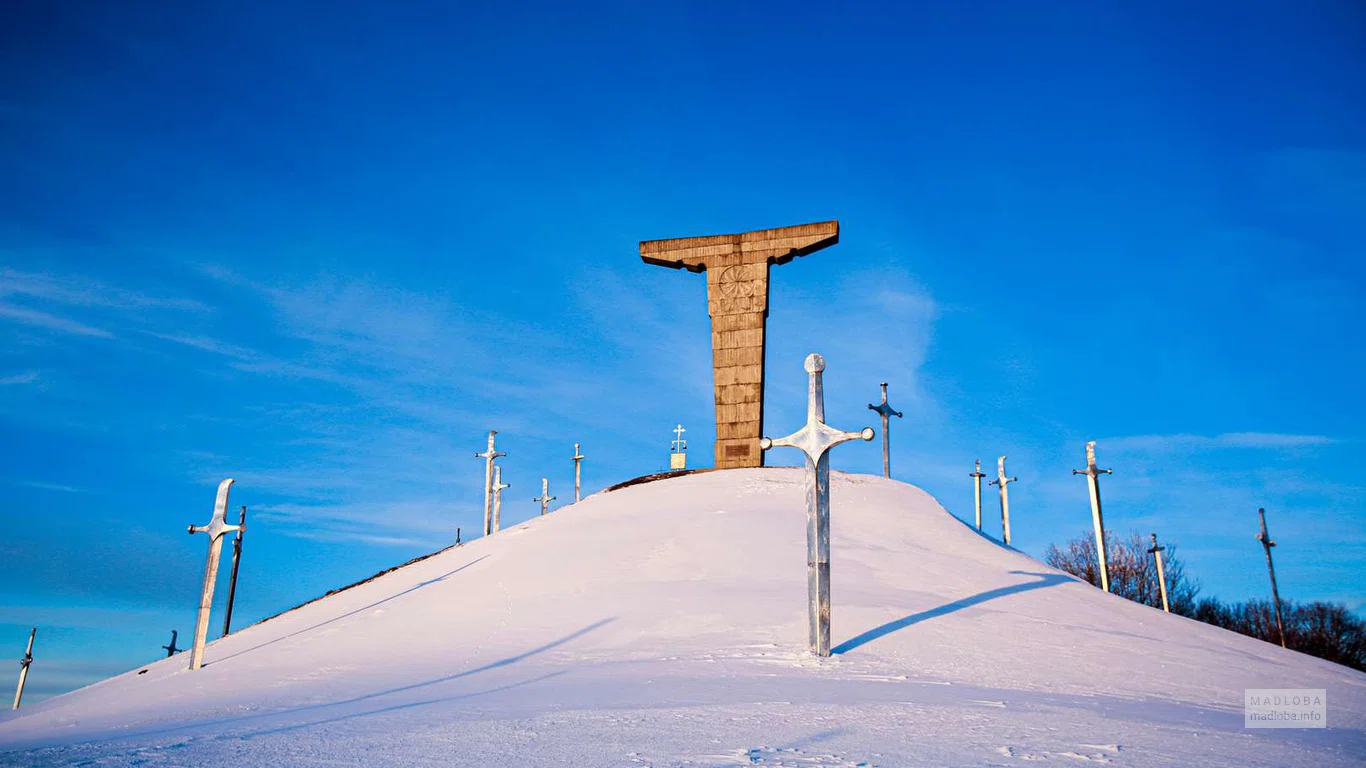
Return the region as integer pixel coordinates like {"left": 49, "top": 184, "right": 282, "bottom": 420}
{"left": 2, "top": 1, "right": 1362, "bottom": 702}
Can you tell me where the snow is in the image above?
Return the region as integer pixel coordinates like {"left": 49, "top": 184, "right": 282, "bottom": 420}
{"left": 2, "top": 468, "right": 1363, "bottom": 766}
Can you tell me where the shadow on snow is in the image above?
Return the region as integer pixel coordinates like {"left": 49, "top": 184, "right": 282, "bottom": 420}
{"left": 832, "top": 571, "right": 1071, "bottom": 655}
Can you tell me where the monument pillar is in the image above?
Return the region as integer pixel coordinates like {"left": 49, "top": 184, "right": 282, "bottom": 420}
{"left": 640, "top": 220, "right": 840, "bottom": 469}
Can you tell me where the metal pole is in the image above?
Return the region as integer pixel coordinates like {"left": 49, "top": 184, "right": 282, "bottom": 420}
{"left": 187, "top": 478, "right": 240, "bottom": 671}
{"left": 970, "top": 460, "right": 985, "bottom": 530}
{"left": 572, "top": 443, "right": 584, "bottom": 503}
{"left": 12, "top": 627, "right": 34, "bottom": 710}
{"left": 761, "top": 353, "right": 874, "bottom": 657}
{"left": 1257, "top": 508, "right": 1287, "bottom": 648}
{"left": 988, "top": 456, "right": 1017, "bottom": 545}
{"left": 1073, "top": 441, "right": 1113, "bottom": 593}
{"left": 1148, "top": 533, "right": 1170, "bottom": 612}
{"left": 221, "top": 505, "right": 248, "bottom": 638}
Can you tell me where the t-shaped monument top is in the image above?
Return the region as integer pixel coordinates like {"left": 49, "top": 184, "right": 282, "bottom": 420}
{"left": 640, "top": 220, "right": 840, "bottom": 469}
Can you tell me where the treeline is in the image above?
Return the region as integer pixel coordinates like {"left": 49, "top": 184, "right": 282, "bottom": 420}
{"left": 1045, "top": 529, "right": 1366, "bottom": 673}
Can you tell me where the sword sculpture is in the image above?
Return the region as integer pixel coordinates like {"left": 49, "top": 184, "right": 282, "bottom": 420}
{"left": 220, "top": 505, "right": 248, "bottom": 637}
{"left": 163, "top": 629, "right": 181, "bottom": 657}
{"left": 1072, "top": 441, "right": 1113, "bottom": 593}
{"left": 534, "top": 478, "right": 556, "bottom": 516}
{"left": 761, "top": 353, "right": 874, "bottom": 657}
{"left": 455, "top": 527, "right": 462, "bottom": 546}
{"left": 1257, "top": 508, "right": 1287, "bottom": 648}
{"left": 186, "top": 478, "right": 241, "bottom": 671}
{"left": 474, "top": 431, "right": 506, "bottom": 537}
{"left": 988, "top": 456, "right": 1017, "bottom": 545}
{"left": 571, "top": 443, "right": 584, "bottom": 503}
{"left": 492, "top": 466, "right": 510, "bottom": 533}
{"left": 1148, "top": 533, "right": 1170, "bottom": 613}
{"left": 970, "top": 459, "right": 986, "bottom": 530}
{"left": 866, "top": 382, "right": 902, "bottom": 478}
{"left": 12, "top": 627, "right": 34, "bottom": 710}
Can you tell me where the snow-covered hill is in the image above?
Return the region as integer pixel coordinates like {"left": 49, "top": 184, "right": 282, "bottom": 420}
{"left": 2, "top": 469, "right": 1362, "bottom": 766}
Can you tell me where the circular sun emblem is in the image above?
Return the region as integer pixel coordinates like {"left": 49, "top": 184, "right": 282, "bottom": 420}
{"left": 716, "top": 265, "right": 758, "bottom": 297}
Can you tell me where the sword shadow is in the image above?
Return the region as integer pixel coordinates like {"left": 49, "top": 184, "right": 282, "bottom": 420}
{"left": 211, "top": 555, "right": 490, "bottom": 665}
{"left": 238, "top": 618, "right": 616, "bottom": 737}
{"left": 831, "top": 571, "right": 1071, "bottom": 655}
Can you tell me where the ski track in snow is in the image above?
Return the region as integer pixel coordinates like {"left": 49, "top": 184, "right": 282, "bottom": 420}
{"left": 2, "top": 469, "right": 1364, "bottom": 767}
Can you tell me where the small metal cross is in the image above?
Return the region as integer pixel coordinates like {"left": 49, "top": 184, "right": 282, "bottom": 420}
{"left": 670, "top": 423, "right": 688, "bottom": 470}
{"left": 163, "top": 629, "right": 181, "bottom": 657}
{"left": 970, "top": 459, "right": 986, "bottom": 530}
{"left": 534, "top": 477, "right": 556, "bottom": 516}
{"left": 572, "top": 443, "right": 584, "bottom": 503}
{"left": 988, "top": 456, "right": 1017, "bottom": 545}
{"left": 474, "top": 430, "right": 506, "bottom": 537}
{"left": 866, "top": 382, "right": 903, "bottom": 478}
{"left": 1147, "top": 533, "right": 1170, "bottom": 613}
{"left": 1257, "top": 508, "right": 1287, "bottom": 648}
{"left": 12, "top": 627, "right": 34, "bottom": 710}
{"left": 1073, "top": 441, "right": 1113, "bottom": 593}
{"left": 186, "top": 479, "right": 240, "bottom": 671}
{"left": 492, "top": 466, "right": 511, "bottom": 533}
{"left": 761, "top": 353, "right": 874, "bottom": 657}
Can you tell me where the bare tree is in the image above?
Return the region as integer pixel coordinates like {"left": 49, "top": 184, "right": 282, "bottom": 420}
{"left": 1045, "top": 529, "right": 1200, "bottom": 615}
{"left": 1195, "top": 598, "right": 1366, "bottom": 672}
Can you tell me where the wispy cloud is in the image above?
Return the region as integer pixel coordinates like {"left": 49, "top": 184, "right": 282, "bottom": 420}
{"left": 140, "top": 330, "right": 256, "bottom": 360}
{"left": 0, "top": 267, "right": 206, "bottom": 312}
{"left": 0, "top": 302, "right": 113, "bottom": 338}
{"left": 1101, "top": 432, "right": 1336, "bottom": 453}
{"left": 20, "top": 480, "right": 85, "bottom": 493}
{"left": 253, "top": 499, "right": 456, "bottom": 547}
{"left": 0, "top": 370, "right": 39, "bottom": 385}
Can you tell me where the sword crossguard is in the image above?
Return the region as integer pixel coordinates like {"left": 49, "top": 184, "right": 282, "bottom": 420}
{"left": 1074, "top": 441, "right": 1113, "bottom": 477}
{"left": 867, "top": 381, "right": 902, "bottom": 419}
{"left": 187, "top": 479, "right": 240, "bottom": 541}
{"left": 988, "top": 456, "right": 1017, "bottom": 487}
{"left": 475, "top": 430, "right": 505, "bottom": 461}
{"left": 867, "top": 402, "right": 903, "bottom": 419}
{"left": 762, "top": 354, "right": 874, "bottom": 462}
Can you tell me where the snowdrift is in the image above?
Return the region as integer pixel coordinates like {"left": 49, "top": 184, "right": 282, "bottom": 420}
{"left": 2, "top": 469, "right": 1362, "bottom": 766}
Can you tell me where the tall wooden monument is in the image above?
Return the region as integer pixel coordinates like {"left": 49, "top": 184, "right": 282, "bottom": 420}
{"left": 640, "top": 220, "right": 839, "bottom": 469}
